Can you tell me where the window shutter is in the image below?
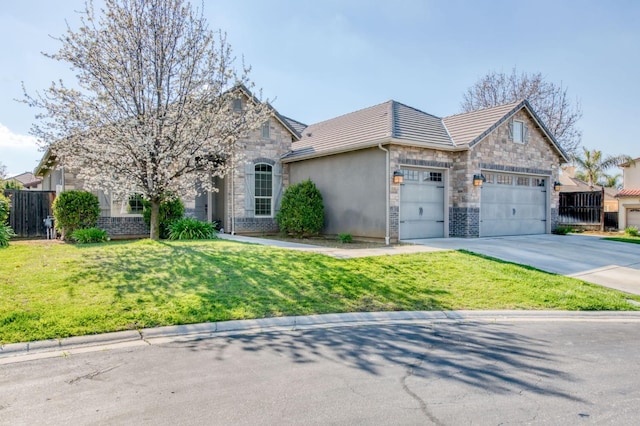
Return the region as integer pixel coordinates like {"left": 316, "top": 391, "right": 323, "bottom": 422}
{"left": 244, "top": 162, "right": 255, "bottom": 218}
{"left": 508, "top": 119, "right": 514, "bottom": 141}
{"left": 523, "top": 124, "right": 530, "bottom": 143}
{"left": 273, "top": 163, "right": 283, "bottom": 214}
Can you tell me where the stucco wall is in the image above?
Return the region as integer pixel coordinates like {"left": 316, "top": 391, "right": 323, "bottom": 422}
{"left": 289, "top": 147, "right": 386, "bottom": 238}
{"left": 622, "top": 160, "right": 640, "bottom": 189}
{"left": 619, "top": 198, "right": 640, "bottom": 228}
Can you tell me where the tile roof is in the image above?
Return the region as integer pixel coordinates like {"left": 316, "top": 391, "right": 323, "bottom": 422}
{"left": 280, "top": 115, "right": 307, "bottom": 136}
{"left": 558, "top": 175, "right": 618, "bottom": 199}
{"left": 616, "top": 189, "right": 640, "bottom": 197}
{"left": 283, "top": 98, "right": 569, "bottom": 162}
{"left": 284, "top": 100, "right": 453, "bottom": 160}
{"left": 443, "top": 101, "right": 522, "bottom": 146}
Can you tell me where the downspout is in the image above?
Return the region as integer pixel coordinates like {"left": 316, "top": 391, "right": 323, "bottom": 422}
{"left": 231, "top": 151, "right": 236, "bottom": 235}
{"left": 378, "top": 143, "right": 390, "bottom": 245}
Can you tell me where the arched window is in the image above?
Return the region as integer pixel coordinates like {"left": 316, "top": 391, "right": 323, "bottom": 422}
{"left": 254, "top": 163, "right": 273, "bottom": 216}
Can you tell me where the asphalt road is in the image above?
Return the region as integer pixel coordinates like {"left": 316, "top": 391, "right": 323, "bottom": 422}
{"left": 3, "top": 319, "right": 640, "bottom": 425}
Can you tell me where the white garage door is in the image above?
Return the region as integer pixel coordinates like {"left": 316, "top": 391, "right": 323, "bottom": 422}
{"left": 480, "top": 172, "right": 547, "bottom": 237}
{"left": 400, "top": 169, "right": 445, "bottom": 239}
{"left": 628, "top": 208, "right": 640, "bottom": 228}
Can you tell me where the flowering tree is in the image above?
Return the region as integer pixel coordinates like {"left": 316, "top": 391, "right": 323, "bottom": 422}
{"left": 23, "top": 0, "right": 270, "bottom": 239}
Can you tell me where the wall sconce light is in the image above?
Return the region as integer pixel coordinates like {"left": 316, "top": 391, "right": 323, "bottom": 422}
{"left": 473, "top": 174, "right": 486, "bottom": 187}
{"left": 553, "top": 181, "right": 562, "bottom": 192}
{"left": 393, "top": 170, "right": 404, "bottom": 184}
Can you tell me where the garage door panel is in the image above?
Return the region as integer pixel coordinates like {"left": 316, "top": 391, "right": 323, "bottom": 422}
{"left": 480, "top": 174, "right": 547, "bottom": 237}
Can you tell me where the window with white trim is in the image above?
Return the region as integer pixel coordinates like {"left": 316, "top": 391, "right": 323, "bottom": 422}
{"left": 403, "top": 170, "right": 419, "bottom": 181}
{"left": 511, "top": 120, "right": 525, "bottom": 143}
{"left": 423, "top": 171, "right": 443, "bottom": 182}
{"left": 254, "top": 164, "right": 273, "bottom": 216}
{"left": 128, "top": 194, "right": 144, "bottom": 214}
{"left": 232, "top": 98, "right": 242, "bottom": 112}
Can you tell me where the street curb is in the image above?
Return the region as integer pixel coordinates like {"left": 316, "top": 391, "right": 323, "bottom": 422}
{"left": 4, "top": 311, "right": 640, "bottom": 361}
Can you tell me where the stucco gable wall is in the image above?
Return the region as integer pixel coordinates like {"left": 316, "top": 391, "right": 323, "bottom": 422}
{"left": 622, "top": 161, "right": 640, "bottom": 189}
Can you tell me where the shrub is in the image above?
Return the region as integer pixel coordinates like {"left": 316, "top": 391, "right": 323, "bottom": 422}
{"left": 552, "top": 225, "right": 573, "bottom": 235}
{"left": 143, "top": 197, "right": 185, "bottom": 239}
{"left": 168, "top": 218, "right": 217, "bottom": 240}
{"left": 52, "top": 190, "right": 101, "bottom": 240}
{"left": 338, "top": 233, "right": 352, "bottom": 243}
{"left": 276, "top": 179, "right": 324, "bottom": 237}
{"left": 625, "top": 226, "right": 639, "bottom": 237}
{"left": 71, "top": 227, "right": 108, "bottom": 244}
{"left": 0, "top": 192, "right": 10, "bottom": 224}
{"left": 0, "top": 224, "right": 16, "bottom": 248}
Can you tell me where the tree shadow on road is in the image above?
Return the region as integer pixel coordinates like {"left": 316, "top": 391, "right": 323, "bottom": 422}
{"left": 175, "top": 321, "right": 582, "bottom": 402}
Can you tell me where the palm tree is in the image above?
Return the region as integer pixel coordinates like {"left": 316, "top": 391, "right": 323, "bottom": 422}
{"left": 571, "top": 148, "right": 633, "bottom": 189}
{"left": 600, "top": 173, "right": 622, "bottom": 189}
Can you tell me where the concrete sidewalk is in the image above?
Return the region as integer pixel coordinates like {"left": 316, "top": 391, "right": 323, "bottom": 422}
{"left": 218, "top": 233, "right": 442, "bottom": 259}
{"left": 4, "top": 310, "right": 640, "bottom": 364}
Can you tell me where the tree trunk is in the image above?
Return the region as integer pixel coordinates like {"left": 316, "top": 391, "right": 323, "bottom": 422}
{"left": 149, "top": 199, "right": 161, "bottom": 240}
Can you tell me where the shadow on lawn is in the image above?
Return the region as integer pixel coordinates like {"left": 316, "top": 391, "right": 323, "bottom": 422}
{"left": 173, "top": 321, "right": 582, "bottom": 403}
{"left": 70, "top": 240, "right": 451, "bottom": 323}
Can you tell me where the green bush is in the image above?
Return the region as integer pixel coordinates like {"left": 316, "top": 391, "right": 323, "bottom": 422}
{"left": 276, "top": 179, "right": 324, "bottom": 237}
{"left": 52, "top": 190, "right": 101, "bottom": 240}
{"left": 143, "top": 197, "right": 184, "bottom": 239}
{"left": 338, "top": 233, "right": 352, "bottom": 243}
{"left": 552, "top": 225, "right": 573, "bottom": 235}
{"left": 625, "top": 226, "right": 639, "bottom": 237}
{"left": 168, "top": 218, "right": 217, "bottom": 240}
{"left": 71, "top": 227, "right": 108, "bottom": 244}
{"left": 0, "top": 192, "right": 10, "bottom": 224}
{"left": 0, "top": 224, "right": 16, "bottom": 248}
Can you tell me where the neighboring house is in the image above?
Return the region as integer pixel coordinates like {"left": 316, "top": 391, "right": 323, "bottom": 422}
{"left": 5, "top": 171, "right": 42, "bottom": 189}
{"left": 616, "top": 157, "right": 640, "bottom": 229}
{"left": 283, "top": 99, "right": 568, "bottom": 241}
{"left": 34, "top": 93, "right": 568, "bottom": 241}
{"left": 559, "top": 166, "right": 618, "bottom": 212}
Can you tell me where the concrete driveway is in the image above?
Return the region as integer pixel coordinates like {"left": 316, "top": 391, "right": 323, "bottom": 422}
{"left": 405, "top": 234, "right": 640, "bottom": 295}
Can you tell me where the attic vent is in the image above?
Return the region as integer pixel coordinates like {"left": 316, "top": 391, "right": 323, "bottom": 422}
{"left": 306, "top": 132, "right": 312, "bottom": 137}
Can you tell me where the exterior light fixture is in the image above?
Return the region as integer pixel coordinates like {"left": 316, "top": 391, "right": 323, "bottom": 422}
{"left": 553, "top": 181, "right": 562, "bottom": 192}
{"left": 473, "top": 174, "right": 486, "bottom": 187}
{"left": 393, "top": 170, "right": 404, "bottom": 184}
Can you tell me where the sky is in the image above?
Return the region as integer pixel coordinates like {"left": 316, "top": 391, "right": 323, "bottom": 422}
{"left": 1, "top": 0, "right": 639, "bottom": 176}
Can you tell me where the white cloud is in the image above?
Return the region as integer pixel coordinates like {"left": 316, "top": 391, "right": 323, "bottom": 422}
{"left": 0, "top": 123, "right": 39, "bottom": 148}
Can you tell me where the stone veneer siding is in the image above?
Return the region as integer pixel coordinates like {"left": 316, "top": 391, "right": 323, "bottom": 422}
{"left": 97, "top": 216, "right": 148, "bottom": 238}
{"left": 221, "top": 116, "right": 293, "bottom": 234}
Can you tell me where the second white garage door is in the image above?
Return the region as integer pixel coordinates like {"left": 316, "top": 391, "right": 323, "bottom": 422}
{"left": 399, "top": 168, "right": 445, "bottom": 239}
{"left": 480, "top": 172, "right": 547, "bottom": 237}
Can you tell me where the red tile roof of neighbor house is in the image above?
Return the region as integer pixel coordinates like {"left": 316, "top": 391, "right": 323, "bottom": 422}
{"left": 616, "top": 189, "right": 640, "bottom": 197}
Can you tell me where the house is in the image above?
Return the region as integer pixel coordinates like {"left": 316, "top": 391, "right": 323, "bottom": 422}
{"left": 34, "top": 93, "right": 568, "bottom": 241}
{"left": 616, "top": 157, "right": 640, "bottom": 229}
{"left": 4, "top": 171, "right": 42, "bottom": 189}
{"left": 559, "top": 166, "right": 618, "bottom": 212}
{"left": 283, "top": 99, "right": 568, "bottom": 241}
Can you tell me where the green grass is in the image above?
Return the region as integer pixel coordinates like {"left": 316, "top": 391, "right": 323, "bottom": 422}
{"left": 604, "top": 236, "right": 640, "bottom": 245}
{"left": 1, "top": 239, "right": 639, "bottom": 344}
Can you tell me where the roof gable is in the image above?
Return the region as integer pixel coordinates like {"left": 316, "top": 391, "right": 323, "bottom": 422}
{"left": 443, "top": 100, "right": 569, "bottom": 162}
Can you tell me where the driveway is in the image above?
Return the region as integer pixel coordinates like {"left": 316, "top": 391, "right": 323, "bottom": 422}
{"left": 406, "top": 234, "right": 640, "bottom": 295}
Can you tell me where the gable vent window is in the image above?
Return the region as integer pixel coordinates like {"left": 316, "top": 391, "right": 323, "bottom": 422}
{"left": 510, "top": 120, "right": 528, "bottom": 144}
{"left": 261, "top": 121, "right": 270, "bottom": 139}
{"left": 232, "top": 98, "right": 242, "bottom": 112}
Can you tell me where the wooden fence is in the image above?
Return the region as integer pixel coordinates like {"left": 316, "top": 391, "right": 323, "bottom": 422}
{"left": 558, "top": 190, "right": 606, "bottom": 230}
{"left": 4, "top": 190, "right": 56, "bottom": 238}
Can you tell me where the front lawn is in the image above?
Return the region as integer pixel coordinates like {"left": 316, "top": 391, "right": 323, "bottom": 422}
{"left": 604, "top": 236, "right": 640, "bottom": 245}
{"left": 1, "top": 239, "right": 639, "bottom": 344}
